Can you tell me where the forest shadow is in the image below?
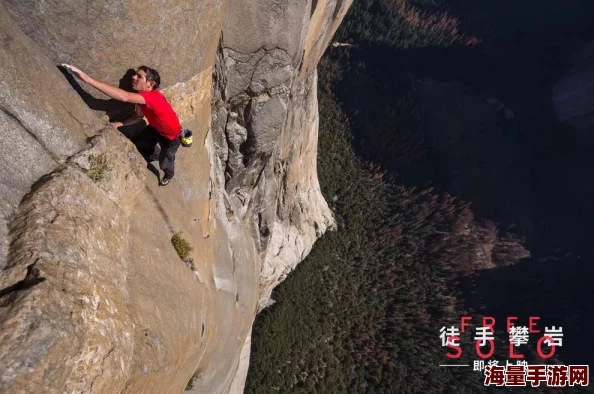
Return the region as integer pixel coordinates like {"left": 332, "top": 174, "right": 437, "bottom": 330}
{"left": 330, "top": 30, "right": 594, "bottom": 246}
{"left": 326, "top": 1, "right": 594, "bottom": 368}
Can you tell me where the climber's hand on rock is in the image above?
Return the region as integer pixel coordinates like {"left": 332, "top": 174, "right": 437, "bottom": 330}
{"left": 111, "top": 121, "right": 123, "bottom": 128}
{"left": 62, "top": 64, "right": 91, "bottom": 83}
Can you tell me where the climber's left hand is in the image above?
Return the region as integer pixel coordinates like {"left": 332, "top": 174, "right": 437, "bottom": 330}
{"left": 62, "top": 64, "right": 92, "bottom": 83}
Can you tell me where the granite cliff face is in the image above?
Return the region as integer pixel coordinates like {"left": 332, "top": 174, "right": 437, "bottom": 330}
{"left": 214, "top": 0, "right": 349, "bottom": 311}
{"left": 0, "top": 0, "right": 349, "bottom": 392}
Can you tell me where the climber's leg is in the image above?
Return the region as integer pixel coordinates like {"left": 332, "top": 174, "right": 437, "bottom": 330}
{"left": 158, "top": 135, "right": 181, "bottom": 180}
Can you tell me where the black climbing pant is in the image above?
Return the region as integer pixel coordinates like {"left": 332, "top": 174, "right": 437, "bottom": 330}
{"left": 134, "top": 125, "right": 181, "bottom": 179}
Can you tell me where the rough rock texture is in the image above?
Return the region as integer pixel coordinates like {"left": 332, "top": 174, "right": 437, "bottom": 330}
{"left": 214, "top": 3, "right": 354, "bottom": 389}
{"left": 213, "top": 0, "right": 352, "bottom": 312}
{"left": 0, "top": 0, "right": 350, "bottom": 392}
{"left": 0, "top": 6, "right": 101, "bottom": 268}
{"left": 3, "top": 0, "right": 223, "bottom": 86}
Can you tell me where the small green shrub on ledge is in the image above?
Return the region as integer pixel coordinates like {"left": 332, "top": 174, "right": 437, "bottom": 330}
{"left": 84, "top": 154, "right": 110, "bottom": 182}
{"left": 171, "top": 232, "right": 192, "bottom": 261}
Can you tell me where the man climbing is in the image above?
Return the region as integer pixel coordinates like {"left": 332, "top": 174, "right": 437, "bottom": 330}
{"left": 62, "top": 64, "right": 182, "bottom": 186}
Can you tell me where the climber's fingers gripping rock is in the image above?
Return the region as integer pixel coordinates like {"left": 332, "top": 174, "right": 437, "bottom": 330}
{"left": 61, "top": 64, "right": 91, "bottom": 83}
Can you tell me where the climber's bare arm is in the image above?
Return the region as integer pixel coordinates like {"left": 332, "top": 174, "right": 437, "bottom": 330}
{"left": 62, "top": 64, "right": 146, "bottom": 105}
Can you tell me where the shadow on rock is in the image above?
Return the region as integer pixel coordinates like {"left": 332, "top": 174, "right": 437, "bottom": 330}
{"left": 58, "top": 66, "right": 138, "bottom": 121}
{"left": 146, "top": 162, "right": 160, "bottom": 181}
{"left": 58, "top": 66, "right": 149, "bottom": 141}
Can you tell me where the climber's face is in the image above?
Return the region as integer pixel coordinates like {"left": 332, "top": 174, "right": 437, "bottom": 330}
{"left": 132, "top": 70, "right": 154, "bottom": 92}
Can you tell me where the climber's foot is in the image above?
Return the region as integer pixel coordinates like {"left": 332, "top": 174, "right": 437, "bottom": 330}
{"left": 160, "top": 176, "right": 172, "bottom": 186}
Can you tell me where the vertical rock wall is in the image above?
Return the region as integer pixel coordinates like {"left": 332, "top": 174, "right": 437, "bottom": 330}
{"left": 0, "top": 0, "right": 351, "bottom": 392}
{"left": 213, "top": 0, "right": 352, "bottom": 311}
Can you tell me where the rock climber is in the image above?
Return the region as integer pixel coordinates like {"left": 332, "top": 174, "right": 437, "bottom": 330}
{"left": 62, "top": 64, "right": 182, "bottom": 186}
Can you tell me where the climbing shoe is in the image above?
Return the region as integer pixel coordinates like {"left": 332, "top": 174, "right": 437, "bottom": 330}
{"left": 160, "top": 176, "right": 172, "bottom": 186}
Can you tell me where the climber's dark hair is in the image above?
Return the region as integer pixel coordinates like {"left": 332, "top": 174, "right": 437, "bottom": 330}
{"left": 138, "top": 66, "right": 161, "bottom": 90}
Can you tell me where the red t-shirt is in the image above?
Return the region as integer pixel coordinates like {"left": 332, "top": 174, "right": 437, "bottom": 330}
{"left": 138, "top": 90, "right": 182, "bottom": 140}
